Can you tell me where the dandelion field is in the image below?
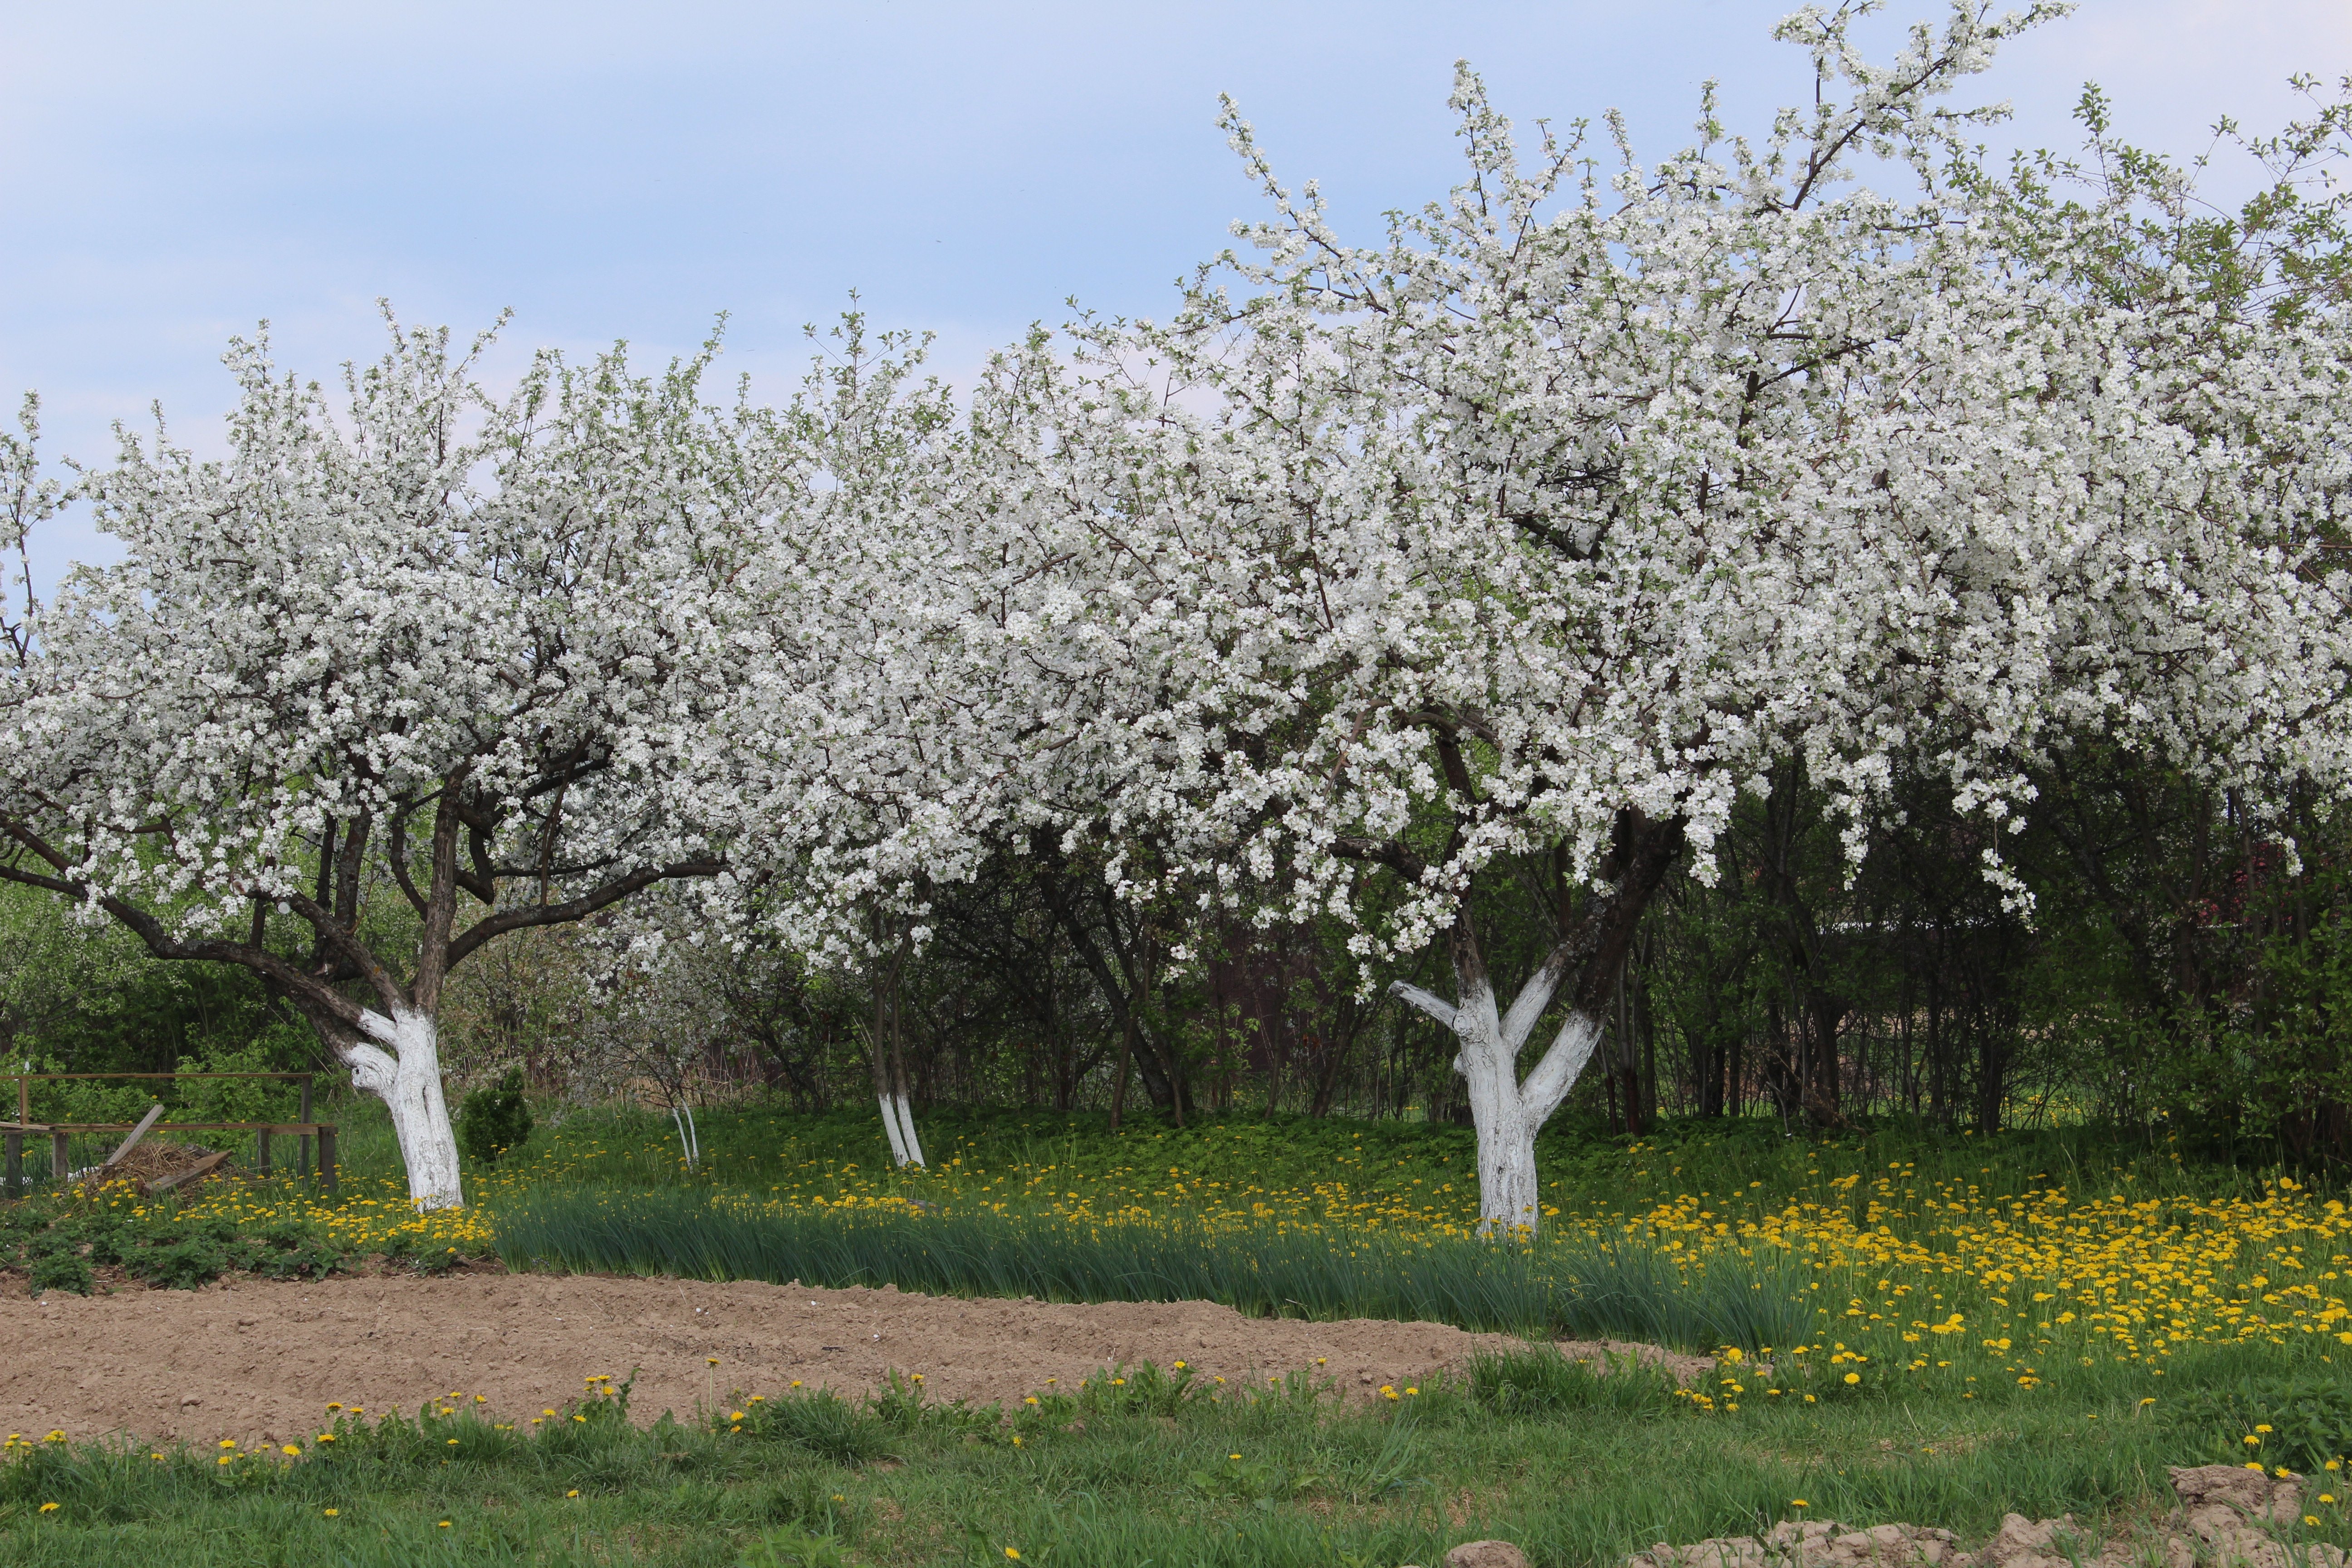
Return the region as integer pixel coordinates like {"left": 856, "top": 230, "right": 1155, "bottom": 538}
{"left": 466, "top": 1104, "right": 2352, "bottom": 1402}
{"left": 7, "top": 1102, "right": 2352, "bottom": 1565}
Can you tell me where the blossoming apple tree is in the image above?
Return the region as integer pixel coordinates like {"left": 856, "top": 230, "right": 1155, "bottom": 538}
{"left": 704, "top": 317, "right": 1010, "bottom": 1168}
{"left": 0, "top": 321, "right": 745, "bottom": 1208}
{"left": 976, "top": 2, "right": 2352, "bottom": 1230}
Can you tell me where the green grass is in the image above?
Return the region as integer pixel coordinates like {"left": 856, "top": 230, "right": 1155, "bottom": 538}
{"left": 6, "top": 1346, "right": 2348, "bottom": 1567}
{"left": 492, "top": 1186, "right": 1816, "bottom": 1351}
{"left": 491, "top": 1101, "right": 2278, "bottom": 1224}
{"left": 471, "top": 1101, "right": 2338, "bottom": 1389}
{"left": 10, "top": 1100, "right": 2346, "bottom": 1563}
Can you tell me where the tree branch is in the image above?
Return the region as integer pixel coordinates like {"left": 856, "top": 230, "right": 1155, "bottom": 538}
{"left": 1387, "top": 980, "right": 1459, "bottom": 1029}
{"left": 444, "top": 858, "right": 722, "bottom": 971}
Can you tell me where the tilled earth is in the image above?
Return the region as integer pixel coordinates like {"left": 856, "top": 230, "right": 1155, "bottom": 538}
{"left": 0, "top": 1268, "right": 1699, "bottom": 1446}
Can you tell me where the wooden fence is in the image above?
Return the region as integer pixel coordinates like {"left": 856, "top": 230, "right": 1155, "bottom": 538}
{"left": 1, "top": 1071, "right": 336, "bottom": 1197}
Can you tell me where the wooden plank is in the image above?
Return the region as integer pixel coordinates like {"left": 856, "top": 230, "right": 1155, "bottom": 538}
{"left": 100, "top": 1102, "right": 169, "bottom": 1172}
{"left": 147, "top": 1150, "right": 232, "bottom": 1194}
{"left": 12, "top": 1120, "right": 334, "bottom": 1133}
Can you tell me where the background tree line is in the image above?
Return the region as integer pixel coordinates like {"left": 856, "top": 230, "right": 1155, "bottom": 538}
{"left": 9, "top": 754, "right": 2341, "bottom": 1160}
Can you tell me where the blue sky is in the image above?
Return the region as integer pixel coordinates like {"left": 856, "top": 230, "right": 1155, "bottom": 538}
{"left": 4, "top": 1, "right": 2347, "bottom": 575}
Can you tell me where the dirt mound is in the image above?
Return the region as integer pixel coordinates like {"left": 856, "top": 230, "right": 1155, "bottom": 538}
{"left": 0, "top": 1269, "right": 1650, "bottom": 1446}
{"left": 1628, "top": 1466, "right": 2337, "bottom": 1568}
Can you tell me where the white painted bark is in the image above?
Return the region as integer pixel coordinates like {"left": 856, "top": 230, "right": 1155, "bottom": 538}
{"left": 876, "top": 1092, "right": 926, "bottom": 1167}
{"left": 1391, "top": 950, "right": 1603, "bottom": 1236}
{"left": 877, "top": 1093, "right": 913, "bottom": 1166}
{"left": 346, "top": 1008, "right": 464, "bottom": 1211}
{"left": 890, "top": 1092, "right": 926, "bottom": 1168}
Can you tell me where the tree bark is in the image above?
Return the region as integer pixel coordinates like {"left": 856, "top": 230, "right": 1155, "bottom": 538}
{"left": 1385, "top": 810, "right": 1679, "bottom": 1233}
{"left": 341, "top": 1008, "right": 465, "bottom": 1209}
{"left": 868, "top": 916, "right": 925, "bottom": 1167}
{"left": 1035, "top": 862, "right": 1186, "bottom": 1118}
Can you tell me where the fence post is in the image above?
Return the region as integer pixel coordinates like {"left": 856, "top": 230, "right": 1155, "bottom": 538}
{"left": 298, "top": 1075, "right": 314, "bottom": 1181}
{"left": 318, "top": 1126, "right": 337, "bottom": 1195}
{"left": 4, "top": 1131, "right": 20, "bottom": 1196}
{"left": 51, "top": 1129, "right": 69, "bottom": 1180}
{"left": 258, "top": 1128, "right": 272, "bottom": 1177}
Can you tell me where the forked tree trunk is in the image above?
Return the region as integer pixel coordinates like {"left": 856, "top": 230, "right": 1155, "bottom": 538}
{"left": 5, "top": 775, "right": 719, "bottom": 1215}
{"left": 1385, "top": 813, "right": 1680, "bottom": 1235}
{"left": 1394, "top": 947, "right": 1602, "bottom": 1235}
{"left": 868, "top": 920, "right": 925, "bottom": 1168}
{"left": 871, "top": 1034, "right": 925, "bottom": 1168}
{"left": 882, "top": 1090, "right": 925, "bottom": 1167}
{"left": 343, "top": 1007, "right": 464, "bottom": 1210}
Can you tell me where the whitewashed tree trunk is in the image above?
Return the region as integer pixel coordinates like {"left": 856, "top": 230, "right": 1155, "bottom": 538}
{"left": 343, "top": 1008, "right": 464, "bottom": 1211}
{"left": 874, "top": 1092, "right": 927, "bottom": 1167}
{"left": 889, "top": 1092, "right": 925, "bottom": 1168}
{"left": 1393, "top": 945, "right": 1602, "bottom": 1236}
{"left": 876, "top": 1092, "right": 912, "bottom": 1166}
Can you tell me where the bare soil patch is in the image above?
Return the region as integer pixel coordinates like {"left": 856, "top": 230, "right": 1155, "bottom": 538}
{"left": 0, "top": 1269, "right": 1693, "bottom": 1446}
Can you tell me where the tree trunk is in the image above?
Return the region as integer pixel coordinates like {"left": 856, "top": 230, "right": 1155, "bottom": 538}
{"left": 343, "top": 1008, "right": 463, "bottom": 1210}
{"left": 887, "top": 1016, "right": 924, "bottom": 1167}
{"left": 1392, "top": 931, "right": 1606, "bottom": 1235}
{"left": 1043, "top": 882, "right": 1186, "bottom": 1119}
{"left": 866, "top": 916, "right": 924, "bottom": 1167}
{"left": 1417, "top": 965, "right": 1607, "bottom": 1234}
{"left": 0, "top": 774, "right": 721, "bottom": 1213}
{"left": 1383, "top": 810, "right": 1679, "bottom": 1234}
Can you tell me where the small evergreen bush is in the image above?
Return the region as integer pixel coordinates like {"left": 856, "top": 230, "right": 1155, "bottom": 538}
{"left": 457, "top": 1068, "right": 534, "bottom": 1166}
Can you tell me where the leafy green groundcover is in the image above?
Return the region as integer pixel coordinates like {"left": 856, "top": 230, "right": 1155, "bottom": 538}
{"left": 1, "top": 1191, "right": 471, "bottom": 1294}
{"left": 5, "top": 1348, "right": 2348, "bottom": 1568}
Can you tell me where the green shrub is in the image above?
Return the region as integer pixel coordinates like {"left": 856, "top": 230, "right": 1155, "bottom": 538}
{"left": 174, "top": 1037, "right": 301, "bottom": 1124}
{"left": 457, "top": 1068, "right": 534, "bottom": 1165}
{"left": 249, "top": 1232, "right": 345, "bottom": 1280}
